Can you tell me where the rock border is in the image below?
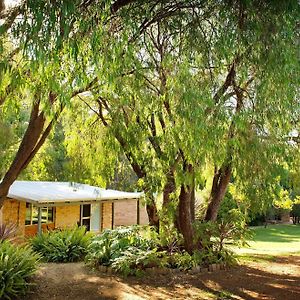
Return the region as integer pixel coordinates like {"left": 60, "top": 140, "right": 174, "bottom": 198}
{"left": 97, "top": 262, "right": 228, "bottom": 275}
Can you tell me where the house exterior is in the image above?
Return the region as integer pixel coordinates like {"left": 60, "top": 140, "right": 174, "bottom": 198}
{"left": 0, "top": 181, "right": 148, "bottom": 237}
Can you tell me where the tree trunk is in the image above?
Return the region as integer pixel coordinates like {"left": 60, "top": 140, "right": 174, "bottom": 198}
{"left": 176, "top": 164, "right": 197, "bottom": 254}
{"left": 205, "top": 164, "right": 232, "bottom": 221}
{"left": 177, "top": 183, "right": 196, "bottom": 253}
{"left": 162, "top": 169, "right": 176, "bottom": 207}
{"left": 0, "top": 101, "right": 49, "bottom": 208}
{"left": 145, "top": 193, "right": 160, "bottom": 229}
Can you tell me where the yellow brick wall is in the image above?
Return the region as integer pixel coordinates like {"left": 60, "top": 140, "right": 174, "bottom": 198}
{"left": 55, "top": 205, "right": 80, "bottom": 228}
{"left": 114, "top": 200, "right": 138, "bottom": 227}
{"left": 114, "top": 199, "right": 149, "bottom": 227}
{"left": 1, "top": 199, "right": 26, "bottom": 236}
{"left": 101, "top": 203, "right": 113, "bottom": 230}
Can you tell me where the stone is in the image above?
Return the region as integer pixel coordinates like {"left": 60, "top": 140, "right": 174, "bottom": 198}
{"left": 200, "top": 267, "right": 209, "bottom": 273}
{"left": 191, "top": 266, "right": 201, "bottom": 274}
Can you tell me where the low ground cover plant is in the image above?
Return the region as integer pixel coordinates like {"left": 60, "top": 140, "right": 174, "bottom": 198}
{"left": 85, "top": 221, "right": 248, "bottom": 276}
{"left": 31, "top": 226, "right": 92, "bottom": 262}
{"left": 0, "top": 240, "right": 40, "bottom": 299}
{"left": 85, "top": 226, "right": 165, "bottom": 275}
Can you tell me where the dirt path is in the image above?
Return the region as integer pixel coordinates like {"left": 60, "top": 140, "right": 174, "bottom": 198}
{"left": 25, "top": 255, "right": 300, "bottom": 300}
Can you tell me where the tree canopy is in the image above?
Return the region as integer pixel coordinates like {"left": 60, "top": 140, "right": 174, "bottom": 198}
{"left": 0, "top": 0, "right": 299, "bottom": 252}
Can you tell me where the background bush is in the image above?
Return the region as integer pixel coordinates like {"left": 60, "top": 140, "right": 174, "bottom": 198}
{"left": 0, "top": 241, "right": 40, "bottom": 300}
{"left": 31, "top": 226, "right": 92, "bottom": 262}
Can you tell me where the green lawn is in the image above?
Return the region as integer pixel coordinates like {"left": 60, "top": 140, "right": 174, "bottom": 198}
{"left": 235, "top": 224, "right": 300, "bottom": 256}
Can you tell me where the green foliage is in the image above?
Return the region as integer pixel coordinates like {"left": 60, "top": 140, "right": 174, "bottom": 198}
{"left": 0, "top": 241, "right": 40, "bottom": 300}
{"left": 85, "top": 226, "right": 160, "bottom": 275}
{"left": 30, "top": 226, "right": 92, "bottom": 262}
{"left": 194, "top": 213, "right": 251, "bottom": 265}
{"left": 168, "top": 251, "right": 197, "bottom": 270}
{"left": 110, "top": 247, "right": 167, "bottom": 276}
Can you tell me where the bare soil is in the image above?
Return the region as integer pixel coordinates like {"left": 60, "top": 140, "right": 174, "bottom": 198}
{"left": 25, "top": 255, "right": 300, "bottom": 300}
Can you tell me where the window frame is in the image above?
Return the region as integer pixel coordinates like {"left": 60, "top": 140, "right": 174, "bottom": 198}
{"left": 80, "top": 204, "right": 91, "bottom": 230}
{"left": 25, "top": 203, "right": 55, "bottom": 226}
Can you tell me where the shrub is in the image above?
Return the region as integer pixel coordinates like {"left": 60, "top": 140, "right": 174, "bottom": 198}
{"left": 0, "top": 241, "right": 40, "bottom": 299}
{"left": 31, "top": 226, "right": 92, "bottom": 262}
{"left": 0, "top": 223, "right": 18, "bottom": 242}
{"left": 85, "top": 226, "right": 164, "bottom": 275}
{"left": 110, "top": 247, "right": 168, "bottom": 276}
{"left": 194, "top": 210, "right": 252, "bottom": 266}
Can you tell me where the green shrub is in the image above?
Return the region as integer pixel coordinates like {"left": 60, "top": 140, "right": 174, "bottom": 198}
{"left": 0, "top": 223, "right": 18, "bottom": 242}
{"left": 194, "top": 211, "right": 252, "bottom": 266}
{"left": 31, "top": 226, "right": 92, "bottom": 262}
{"left": 168, "top": 251, "right": 196, "bottom": 270}
{"left": 0, "top": 241, "right": 40, "bottom": 299}
{"left": 111, "top": 247, "right": 168, "bottom": 276}
{"left": 86, "top": 226, "right": 163, "bottom": 275}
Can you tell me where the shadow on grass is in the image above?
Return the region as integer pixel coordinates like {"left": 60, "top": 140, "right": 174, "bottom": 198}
{"left": 250, "top": 225, "right": 300, "bottom": 243}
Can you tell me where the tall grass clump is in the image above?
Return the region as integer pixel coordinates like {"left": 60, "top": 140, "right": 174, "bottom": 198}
{"left": 31, "top": 226, "right": 92, "bottom": 262}
{"left": 0, "top": 240, "right": 40, "bottom": 299}
{"left": 0, "top": 223, "right": 18, "bottom": 242}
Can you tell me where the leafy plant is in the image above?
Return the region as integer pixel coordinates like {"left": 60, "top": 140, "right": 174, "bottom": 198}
{"left": 168, "top": 251, "right": 196, "bottom": 270}
{"left": 111, "top": 247, "right": 167, "bottom": 276}
{"left": 31, "top": 226, "right": 92, "bottom": 262}
{"left": 194, "top": 213, "right": 252, "bottom": 266}
{"left": 0, "top": 223, "right": 18, "bottom": 242}
{"left": 86, "top": 225, "right": 164, "bottom": 275}
{"left": 0, "top": 241, "right": 40, "bottom": 299}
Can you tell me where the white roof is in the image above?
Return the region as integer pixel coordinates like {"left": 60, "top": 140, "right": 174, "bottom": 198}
{"left": 8, "top": 181, "right": 142, "bottom": 207}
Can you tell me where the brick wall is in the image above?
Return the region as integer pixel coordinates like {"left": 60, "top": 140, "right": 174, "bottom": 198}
{"left": 25, "top": 223, "right": 55, "bottom": 237}
{"left": 1, "top": 199, "right": 26, "bottom": 236}
{"left": 101, "top": 203, "right": 113, "bottom": 229}
{"left": 113, "top": 199, "right": 149, "bottom": 228}
{"left": 55, "top": 205, "right": 80, "bottom": 228}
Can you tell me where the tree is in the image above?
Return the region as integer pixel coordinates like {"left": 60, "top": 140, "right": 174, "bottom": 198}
{"left": 78, "top": 0, "right": 299, "bottom": 251}
{"left": 0, "top": 0, "right": 299, "bottom": 254}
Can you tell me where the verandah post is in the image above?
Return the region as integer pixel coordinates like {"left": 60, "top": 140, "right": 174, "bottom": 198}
{"left": 37, "top": 207, "right": 42, "bottom": 234}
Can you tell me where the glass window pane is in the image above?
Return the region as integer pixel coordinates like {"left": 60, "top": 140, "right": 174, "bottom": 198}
{"left": 48, "top": 208, "right": 54, "bottom": 222}
{"left": 25, "top": 203, "right": 31, "bottom": 225}
{"left": 32, "top": 206, "right": 39, "bottom": 224}
{"left": 82, "top": 205, "right": 91, "bottom": 218}
{"left": 82, "top": 218, "right": 90, "bottom": 231}
{"left": 41, "top": 208, "right": 48, "bottom": 223}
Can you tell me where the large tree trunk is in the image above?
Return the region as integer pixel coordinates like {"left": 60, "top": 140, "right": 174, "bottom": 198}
{"left": 145, "top": 193, "right": 160, "bottom": 229}
{"left": 177, "top": 183, "right": 196, "bottom": 253}
{"left": 0, "top": 101, "right": 51, "bottom": 208}
{"left": 205, "top": 164, "right": 232, "bottom": 221}
{"left": 176, "top": 164, "right": 197, "bottom": 254}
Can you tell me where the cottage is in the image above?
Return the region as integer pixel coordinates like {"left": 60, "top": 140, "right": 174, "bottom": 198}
{"left": 0, "top": 181, "right": 148, "bottom": 237}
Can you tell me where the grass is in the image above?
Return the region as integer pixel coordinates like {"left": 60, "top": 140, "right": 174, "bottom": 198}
{"left": 235, "top": 224, "right": 300, "bottom": 256}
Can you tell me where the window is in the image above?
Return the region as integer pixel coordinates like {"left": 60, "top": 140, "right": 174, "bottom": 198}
{"left": 80, "top": 204, "right": 91, "bottom": 231}
{"left": 25, "top": 203, "right": 54, "bottom": 225}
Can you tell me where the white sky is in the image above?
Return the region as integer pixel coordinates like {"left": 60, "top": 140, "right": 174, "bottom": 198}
{"left": 4, "top": 0, "right": 20, "bottom": 9}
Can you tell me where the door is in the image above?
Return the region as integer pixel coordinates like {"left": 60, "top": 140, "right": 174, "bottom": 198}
{"left": 90, "top": 203, "right": 100, "bottom": 232}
